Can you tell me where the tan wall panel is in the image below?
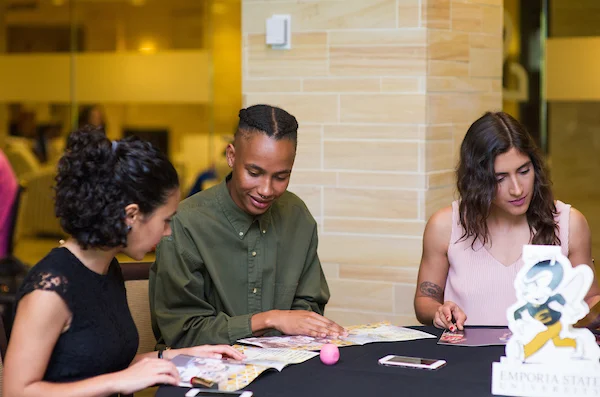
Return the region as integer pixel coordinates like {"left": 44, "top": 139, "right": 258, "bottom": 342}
{"left": 336, "top": 172, "right": 426, "bottom": 190}
{"left": 324, "top": 124, "right": 422, "bottom": 140}
{"left": 339, "top": 264, "right": 419, "bottom": 283}
{"left": 324, "top": 188, "right": 419, "bottom": 219}
{"left": 243, "top": 78, "right": 302, "bottom": 93}
{"left": 303, "top": 78, "right": 381, "bottom": 93}
{"left": 327, "top": 279, "right": 395, "bottom": 312}
{"left": 330, "top": 45, "right": 426, "bottom": 76}
{"left": 425, "top": 140, "right": 454, "bottom": 172}
{"left": 244, "top": 94, "right": 339, "bottom": 123}
{"left": 381, "top": 77, "right": 423, "bottom": 93}
{"left": 319, "top": 234, "right": 422, "bottom": 266}
{"left": 397, "top": 0, "right": 421, "bottom": 27}
{"left": 428, "top": 30, "right": 470, "bottom": 61}
{"left": 423, "top": 0, "right": 451, "bottom": 29}
{"left": 324, "top": 141, "right": 419, "bottom": 172}
{"left": 243, "top": 0, "right": 397, "bottom": 33}
{"left": 325, "top": 218, "right": 425, "bottom": 236}
{"left": 246, "top": 33, "right": 328, "bottom": 77}
{"left": 290, "top": 170, "right": 338, "bottom": 186}
{"left": 428, "top": 60, "right": 469, "bottom": 77}
{"left": 340, "top": 94, "right": 426, "bottom": 123}
{"left": 329, "top": 29, "right": 426, "bottom": 46}
{"left": 294, "top": 125, "right": 323, "bottom": 170}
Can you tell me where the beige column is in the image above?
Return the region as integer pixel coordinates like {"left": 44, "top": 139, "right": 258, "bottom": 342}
{"left": 242, "top": 0, "right": 502, "bottom": 325}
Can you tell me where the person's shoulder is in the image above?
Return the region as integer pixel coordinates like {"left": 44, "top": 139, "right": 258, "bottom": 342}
{"left": 274, "top": 190, "right": 316, "bottom": 224}
{"left": 175, "top": 185, "right": 222, "bottom": 222}
{"left": 567, "top": 205, "right": 590, "bottom": 236}
{"left": 18, "top": 249, "right": 71, "bottom": 301}
{"left": 423, "top": 206, "right": 453, "bottom": 245}
{"left": 30, "top": 248, "right": 71, "bottom": 275}
{"left": 427, "top": 205, "right": 453, "bottom": 230}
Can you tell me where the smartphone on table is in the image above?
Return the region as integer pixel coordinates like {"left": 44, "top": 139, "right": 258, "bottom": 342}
{"left": 378, "top": 355, "right": 446, "bottom": 370}
{"left": 185, "top": 389, "right": 253, "bottom": 397}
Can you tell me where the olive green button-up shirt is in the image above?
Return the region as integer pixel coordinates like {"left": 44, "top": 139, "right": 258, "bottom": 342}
{"left": 149, "top": 176, "right": 330, "bottom": 347}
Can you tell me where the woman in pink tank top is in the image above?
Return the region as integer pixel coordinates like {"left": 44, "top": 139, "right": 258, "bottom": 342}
{"left": 414, "top": 112, "right": 600, "bottom": 328}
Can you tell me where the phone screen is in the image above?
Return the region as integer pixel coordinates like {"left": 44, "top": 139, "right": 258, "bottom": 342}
{"left": 185, "top": 390, "right": 252, "bottom": 397}
{"left": 386, "top": 356, "right": 439, "bottom": 366}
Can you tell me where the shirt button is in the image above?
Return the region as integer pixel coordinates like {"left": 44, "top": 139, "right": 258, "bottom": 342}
{"left": 262, "top": 230, "right": 266, "bottom": 234}
{"left": 252, "top": 251, "right": 257, "bottom": 257}
{"left": 253, "top": 288, "right": 257, "bottom": 294}
{"left": 239, "top": 232, "right": 244, "bottom": 237}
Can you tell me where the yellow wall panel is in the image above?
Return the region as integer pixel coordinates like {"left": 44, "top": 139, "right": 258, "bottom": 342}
{"left": 0, "top": 51, "right": 210, "bottom": 103}
{"left": 546, "top": 37, "right": 600, "bottom": 101}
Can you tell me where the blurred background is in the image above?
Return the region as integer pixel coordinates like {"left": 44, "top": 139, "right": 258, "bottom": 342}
{"left": 0, "top": 0, "right": 241, "bottom": 263}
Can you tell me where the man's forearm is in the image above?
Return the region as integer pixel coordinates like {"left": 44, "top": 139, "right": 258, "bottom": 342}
{"left": 161, "top": 312, "right": 253, "bottom": 347}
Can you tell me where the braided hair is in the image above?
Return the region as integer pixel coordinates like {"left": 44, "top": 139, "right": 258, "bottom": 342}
{"left": 236, "top": 104, "right": 298, "bottom": 149}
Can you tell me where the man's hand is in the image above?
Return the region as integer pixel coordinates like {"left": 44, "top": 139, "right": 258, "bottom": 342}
{"left": 274, "top": 310, "right": 348, "bottom": 338}
{"left": 253, "top": 310, "right": 348, "bottom": 338}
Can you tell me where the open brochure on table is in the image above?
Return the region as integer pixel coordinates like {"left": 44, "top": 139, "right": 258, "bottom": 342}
{"left": 237, "top": 321, "right": 437, "bottom": 351}
{"left": 172, "top": 347, "right": 318, "bottom": 391}
{"left": 438, "top": 327, "right": 512, "bottom": 347}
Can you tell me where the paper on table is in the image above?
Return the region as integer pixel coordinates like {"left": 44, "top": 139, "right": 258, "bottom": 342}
{"left": 238, "top": 322, "right": 437, "bottom": 351}
{"left": 233, "top": 345, "right": 319, "bottom": 371}
{"left": 236, "top": 334, "right": 354, "bottom": 350}
{"left": 172, "top": 354, "right": 269, "bottom": 391}
{"left": 344, "top": 322, "right": 437, "bottom": 345}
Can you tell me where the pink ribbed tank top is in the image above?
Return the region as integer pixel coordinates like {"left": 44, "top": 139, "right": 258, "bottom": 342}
{"left": 444, "top": 200, "right": 570, "bottom": 326}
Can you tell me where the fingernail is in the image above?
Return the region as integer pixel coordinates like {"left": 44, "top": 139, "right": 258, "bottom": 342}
{"left": 449, "top": 326, "right": 455, "bottom": 332}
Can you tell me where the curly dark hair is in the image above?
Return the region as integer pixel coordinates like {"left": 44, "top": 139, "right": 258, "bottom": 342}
{"left": 55, "top": 126, "right": 179, "bottom": 249}
{"left": 456, "top": 111, "right": 558, "bottom": 247}
{"left": 235, "top": 104, "right": 298, "bottom": 149}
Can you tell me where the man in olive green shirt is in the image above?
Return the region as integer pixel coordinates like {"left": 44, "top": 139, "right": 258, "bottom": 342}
{"left": 150, "top": 104, "right": 346, "bottom": 347}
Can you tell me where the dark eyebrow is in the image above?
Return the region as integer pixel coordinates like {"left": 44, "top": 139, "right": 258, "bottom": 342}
{"left": 246, "top": 163, "right": 292, "bottom": 175}
{"left": 246, "top": 164, "right": 265, "bottom": 172}
{"left": 517, "top": 161, "right": 532, "bottom": 171}
{"left": 495, "top": 161, "right": 532, "bottom": 176}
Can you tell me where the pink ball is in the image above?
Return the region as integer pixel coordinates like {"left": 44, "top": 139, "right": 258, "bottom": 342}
{"left": 320, "top": 343, "right": 340, "bottom": 365}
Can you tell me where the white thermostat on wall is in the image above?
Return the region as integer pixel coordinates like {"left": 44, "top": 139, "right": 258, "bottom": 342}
{"left": 266, "top": 14, "right": 291, "bottom": 50}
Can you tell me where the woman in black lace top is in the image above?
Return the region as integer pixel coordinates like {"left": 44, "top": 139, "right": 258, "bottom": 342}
{"left": 4, "top": 127, "right": 243, "bottom": 397}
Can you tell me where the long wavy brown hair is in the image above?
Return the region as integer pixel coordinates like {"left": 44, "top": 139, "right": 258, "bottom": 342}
{"left": 456, "top": 111, "right": 559, "bottom": 247}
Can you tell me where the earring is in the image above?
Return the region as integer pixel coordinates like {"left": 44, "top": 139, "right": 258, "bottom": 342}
{"left": 127, "top": 225, "right": 132, "bottom": 233}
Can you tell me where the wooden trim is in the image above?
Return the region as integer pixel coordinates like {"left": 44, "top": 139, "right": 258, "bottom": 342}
{"left": 120, "top": 261, "right": 152, "bottom": 281}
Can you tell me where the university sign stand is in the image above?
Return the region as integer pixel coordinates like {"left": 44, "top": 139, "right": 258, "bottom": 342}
{"left": 492, "top": 245, "right": 600, "bottom": 397}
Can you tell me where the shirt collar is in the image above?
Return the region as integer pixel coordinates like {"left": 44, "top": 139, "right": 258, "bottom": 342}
{"left": 216, "top": 173, "right": 272, "bottom": 239}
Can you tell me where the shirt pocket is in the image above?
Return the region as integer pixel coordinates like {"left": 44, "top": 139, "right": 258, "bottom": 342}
{"left": 273, "top": 282, "right": 298, "bottom": 310}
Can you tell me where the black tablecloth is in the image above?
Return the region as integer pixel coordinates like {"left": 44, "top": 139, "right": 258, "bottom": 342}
{"left": 156, "top": 327, "right": 506, "bottom": 397}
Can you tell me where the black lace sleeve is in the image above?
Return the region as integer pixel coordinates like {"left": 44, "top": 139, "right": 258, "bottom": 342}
{"left": 17, "top": 270, "right": 70, "bottom": 306}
